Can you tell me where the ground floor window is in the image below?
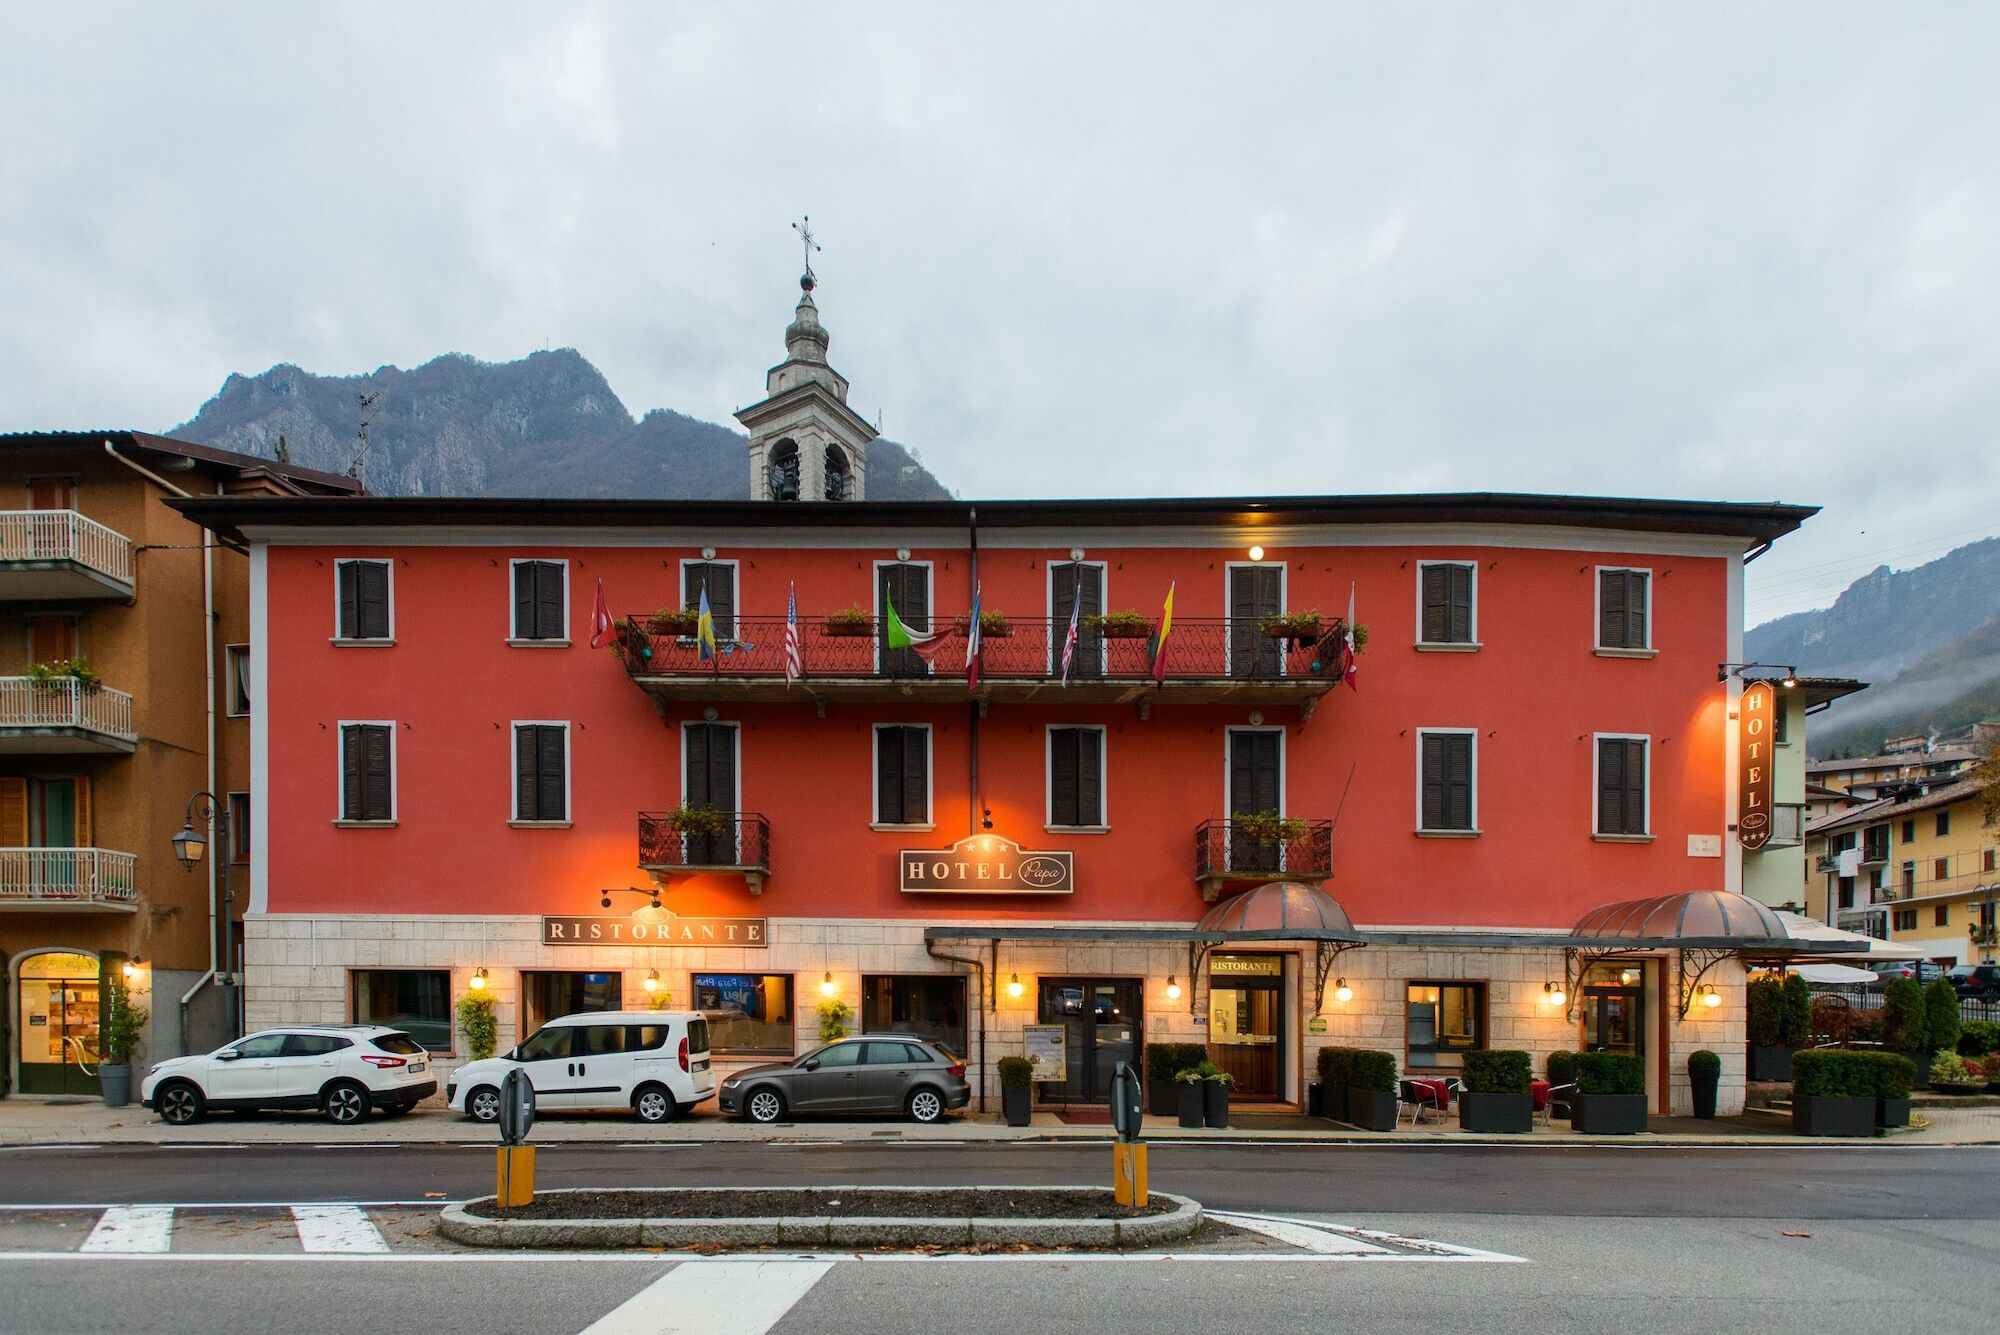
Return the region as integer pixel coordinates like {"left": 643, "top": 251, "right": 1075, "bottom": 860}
{"left": 1035, "top": 977, "right": 1141, "bottom": 1103}
{"left": 522, "top": 970, "right": 621, "bottom": 1034}
{"left": 13, "top": 950, "right": 100, "bottom": 1095}
{"left": 1578, "top": 962, "right": 1647, "bottom": 1070}
{"left": 351, "top": 969, "right": 450, "bottom": 1051}
{"left": 1207, "top": 952, "right": 1284, "bottom": 1099}
{"left": 861, "top": 975, "right": 966, "bottom": 1057}
{"left": 1406, "top": 981, "right": 1485, "bottom": 1069}
{"left": 693, "top": 972, "right": 794, "bottom": 1054}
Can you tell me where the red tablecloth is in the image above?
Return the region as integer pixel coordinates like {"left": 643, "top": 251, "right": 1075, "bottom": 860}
{"left": 1406, "top": 1077, "right": 1452, "bottom": 1108}
{"left": 1530, "top": 1079, "right": 1553, "bottom": 1111}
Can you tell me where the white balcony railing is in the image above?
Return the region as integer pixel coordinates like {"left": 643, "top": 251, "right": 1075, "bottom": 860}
{"left": 0, "top": 677, "right": 136, "bottom": 742}
{"left": 0, "top": 510, "right": 134, "bottom": 583}
{"left": 0, "top": 848, "right": 139, "bottom": 907}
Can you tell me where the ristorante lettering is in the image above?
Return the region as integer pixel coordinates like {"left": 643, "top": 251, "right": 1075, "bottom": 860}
{"left": 541, "top": 915, "right": 769, "bottom": 947}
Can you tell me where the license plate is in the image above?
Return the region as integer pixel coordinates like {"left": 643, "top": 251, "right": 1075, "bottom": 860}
{"left": 408, "top": 1062, "right": 426, "bottom": 1074}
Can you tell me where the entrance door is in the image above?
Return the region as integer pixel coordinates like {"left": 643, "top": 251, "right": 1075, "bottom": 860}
{"left": 682, "top": 723, "right": 739, "bottom": 865}
{"left": 1582, "top": 977, "right": 1646, "bottom": 1064}
{"left": 877, "top": 562, "right": 931, "bottom": 677}
{"left": 14, "top": 951, "right": 101, "bottom": 1095}
{"left": 1207, "top": 954, "right": 1285, "bottom": 1099}
{"left": 1051, "top": 562, "right": 1104, "bottom": 678}
{"left": 1229, "top": 565, "right": 1283, "bottom": 678}
{"left": 1227, "top": 731, "right": 1283, "bottom": 872}
{"left": 1035, "top": 979, "right": 1141, "bottom": 1103}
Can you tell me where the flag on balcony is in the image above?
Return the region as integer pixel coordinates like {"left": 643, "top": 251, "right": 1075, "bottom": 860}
{"left": 886, "top": 594, "right": 952, "bottom": 663}
{"left": 1147, "top": 581, "right": 1176, "bottom": 684}
{"left": 696, "top": 585, "right": 718, "bottom": 662}
{"left": 1059, "top": 593, "right": 1081, "bottom": 686}
{"left": 782, "top": 582, "right": 802, "bottom": 684}
{"left": 965, "top": 581, "right": 984, "bottom": 688}
{"left": 589, "top": 578, "right": 612, "bottom": 649}
{"left": 1338, "top": 581, "right": 1359, "bottom": 690}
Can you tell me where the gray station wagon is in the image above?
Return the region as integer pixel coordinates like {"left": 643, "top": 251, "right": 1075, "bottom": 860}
{"left": 717, "top": 1035, "right": 971, "bottom": 1123}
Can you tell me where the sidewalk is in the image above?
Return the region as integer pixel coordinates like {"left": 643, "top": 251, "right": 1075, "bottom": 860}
{"left": 6, "top": 1095, "right": 1997, "bottom": 1147}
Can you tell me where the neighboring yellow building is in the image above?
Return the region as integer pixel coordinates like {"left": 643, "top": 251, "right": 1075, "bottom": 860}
{"left": 1809, "top": 777, "right": 1999, "bottom": 964}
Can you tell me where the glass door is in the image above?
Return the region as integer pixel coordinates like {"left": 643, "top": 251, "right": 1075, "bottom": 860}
{"left": 15, "top": 951, "right": 100, "bottom": 1095}
{"left": 1582, "top": 984, "right": 1645, "bottom": 1059}
{"left": 1035, "top": 978, "right": 1141, "bottom": 1103}
{"left": 1207, "top": 953, "right": 1284, "bottom": 1099}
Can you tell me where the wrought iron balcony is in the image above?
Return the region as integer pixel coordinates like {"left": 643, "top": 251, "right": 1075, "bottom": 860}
{"left": 0, "top": 510, "right": 134, "bottom": 600}
{"left": 1194, "top": 817, "right": 1334, "bottom": 902}
{"left": 637, "top": 811, "right": 771, "bottom": 895}
{"left": 617, "top": 613, "right": 1351, "bottom": 715}
{"left": 0, "top": 677, "right": 138, "bottom": 753}
{"left": 0, "top": 848, "right": 139, "bottom": 910}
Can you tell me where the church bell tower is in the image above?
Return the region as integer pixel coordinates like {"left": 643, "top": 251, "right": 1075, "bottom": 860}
{"left": 740, "top": 245, "right": 875, "bottom": 501}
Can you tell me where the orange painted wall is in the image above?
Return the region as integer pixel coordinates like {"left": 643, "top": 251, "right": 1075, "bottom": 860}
{"left": 264, "top": 541, "right": 1731, "bottom": 929}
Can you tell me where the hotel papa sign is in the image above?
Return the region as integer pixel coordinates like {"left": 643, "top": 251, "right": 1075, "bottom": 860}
{"left": 541, "top": 914, "right": 768, "bottom": 947}
{"left": 900, "top": 834, "right": 1075, "bottom": 896}
{"left": 1737, "top": 680, "right": 1776, "bottom": 851}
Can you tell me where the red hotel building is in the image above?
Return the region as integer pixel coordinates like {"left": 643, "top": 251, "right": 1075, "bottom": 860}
{"left": 174, "top": 285, "right": 1823, "bottom": 1117}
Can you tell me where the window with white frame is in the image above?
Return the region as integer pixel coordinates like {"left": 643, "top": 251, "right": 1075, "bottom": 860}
{"left": 873, "top": 724, "right": 931, "bottom": 826}
{"left": 335, "top": 560, "right": 393, "bottom": 641}
{"left": 511, "top": 560, "right": 568, "bottom": 641}
{"left": 1594, "top": 735, "right": 1649, "bottom": 836}
{"left": 225, "top": 644, "right": 251, "bottom": 716}
{"left": 338, "top": 723, "right": 395, "bottom": 822}
{"left": 1417, "top": 562, "right": 1476, "bottom": 645}
{"left": 1596, "top": 568, "right": 1651, "bottom": 651}
{"left": 1048, "top": 726, "right": 1106, "bottom": 828}
{"left": 1417, "top": 730, "right": 1476, "bottom": 832}
{"left": 513, "top": 722, "right": 569, "bottom": 822}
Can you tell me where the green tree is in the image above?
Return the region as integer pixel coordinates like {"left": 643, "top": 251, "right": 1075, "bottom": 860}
{"left": 1881, "top": 978, "right": 1926, "bottom": 1053}
{"left": 1923, "top": 978, "right": 1962, "bottom": 1056}
{"left": 1780, "top": 973, "right": 1813, "bottom": 1047}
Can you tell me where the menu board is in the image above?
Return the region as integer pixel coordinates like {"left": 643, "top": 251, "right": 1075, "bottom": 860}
{"left": 1022, "top": 1025, "right": 1067, "bottom": 1082}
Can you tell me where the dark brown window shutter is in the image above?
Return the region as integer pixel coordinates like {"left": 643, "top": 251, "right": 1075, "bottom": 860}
{"left": 1598, "top": 738, "right": 1646, "bottom": 833}
{"left": 903, "top": 727, "right": 928, "bottom": 823}
{"left": 1448, "top": 565, "right": 1473, "bottom": 643}
{"left": 356, "top": 562, "right": 389, "bottom": 639}
{"left": 342, "top": 726, "right": 365, "bottom": 819}
{"left": 1050, "top": 728, "right": 1080, "bottom": 827}
{"left": 339, "top": 564, "right": 361, "bottom": 639}
{"left": 513, "top": 565, "right": 535, "bottom": 639}
{"left": 876, "top": 726, "right": 925, "bottom": 824}
{"left": 515, "top": 726, "right": 536, "bottom": 817}
{"left": 1421, "top": 566, "right": 1449, "bottom": 643}
{"left": 1421, "top": 734, "right": 1446, "bottom": 828}
{"left": 1599, "top": 571, "right": 1627, "bottom": 648}
{"left": 1622, "top": 739, "right": 1646, "bottom": 832}
{"left": 536, "top": 564, "right": 563, "bottom": 639}
{"left": 1444, "top": 734, "right": 1472, "bottom": 829}
{"left": 345, "top": 724, "right": 391, "bottom": 821}
{"left": 517, "top": 725, "right": 564, "bottom": 820}
{"left": 684, "top": 563, "right": 736, "bottom": 639}
{"left": 1624, "top": 573, "right": 1648, "bottom": 649}
{"left": 1074, "top": 729, "right": 1102, "bottom": 826}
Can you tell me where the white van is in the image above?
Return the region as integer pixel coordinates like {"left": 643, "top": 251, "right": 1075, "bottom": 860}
{"left": 447, "top": 1010, "right": 715, "bottom": 1123}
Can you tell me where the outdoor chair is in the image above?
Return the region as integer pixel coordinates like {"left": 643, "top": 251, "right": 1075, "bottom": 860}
{"left": 1399, "top": 1077, "right": 1455, "bottom": 1126}
{"left": 1536, "top": 1080, "right": 1573, "bottom": 1125}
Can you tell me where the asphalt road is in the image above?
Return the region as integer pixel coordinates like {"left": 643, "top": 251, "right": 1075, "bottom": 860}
{"left": 3, "top": 1140, "right": 1996, "bottom": 1218}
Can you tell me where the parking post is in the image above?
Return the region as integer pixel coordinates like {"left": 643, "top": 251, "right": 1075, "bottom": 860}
{"left": 496, "top": 1067, "right": 537, "bottom": 1208}
{"left": 1109, "top": 1060, "right": 1148, "bottom": 1207}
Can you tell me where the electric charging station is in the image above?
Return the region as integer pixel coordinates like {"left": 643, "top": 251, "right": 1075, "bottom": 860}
{"left": 495, "top": 1067, "right": 537, "bottom": 1207}
{"left": 1108, "top": 1060, "right": 1148, "bottom": 1206}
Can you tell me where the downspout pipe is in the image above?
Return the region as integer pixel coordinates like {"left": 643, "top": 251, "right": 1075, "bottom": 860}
{"left": 925, "top": 938, "right": 988, "bottom": 1113}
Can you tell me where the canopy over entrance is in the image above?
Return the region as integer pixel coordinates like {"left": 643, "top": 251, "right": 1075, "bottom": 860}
{"left": 1195, "top": 880, "right": 1358, "bottom": 940}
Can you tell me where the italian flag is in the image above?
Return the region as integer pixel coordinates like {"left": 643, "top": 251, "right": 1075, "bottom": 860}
{"left": 886, "top": 594, "right": 954, "bottom": 664}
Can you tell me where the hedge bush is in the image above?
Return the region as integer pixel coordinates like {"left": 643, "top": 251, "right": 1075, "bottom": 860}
{"left": 1959, "top": 1019, "right": 2000, "bottom": 1057}
{"left": 1688, "top": 1049, "right": 1721, "bottom": 1078}
{"left": 1350, "top": 1049, "right": 1398, "bottom": 1093}
{"left": 1573, "top": 1051, "right": 1644, "bottom": 1096}
{"left": 1923, "top": 979, "right": 1962, "bottom": 1056}
{"left": 1147, "top": 1042, "right": 1208, "bottom": 1081}
{"left": 1874, "top": 1052, "right": 1917, "bottom": 1101}
{"left": 1460, "top": 1049, "right": 1532, "bottom": 1094}
{"left": 1745, "top": 978, "right": 1785, "bottom": 1047}
{"left": 1792, "top": 1048, "right": 1877, "bottom": 1098}
{"left": 998, "top": 1056, "right": 1034, "bottom": 1089}
{"left": 1780, "top": 974, "right": 1813, "bottom": 1047}
{"left": 1546, "top": 1050, "right": 1577, "bottom": 1087}
{"left": 1316, "top": 1045, "right": 1356, "bottom": 1088}
{"left": 1881, "top": 978, "right": 1926, "bottom": 1052}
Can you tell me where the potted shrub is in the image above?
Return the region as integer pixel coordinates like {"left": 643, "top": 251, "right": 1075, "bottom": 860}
{"left": 1928, "top": 1051, "right": 1987, "bottom": 1095}
{"left": 1459, "top": 1049, "right": 1534, "bottom": 1133}
{"left": 954, "top": 608, "right": 1013, "bottom": 637}
{"left": 1231, "top": 810, "right": 1309, "bottom": 845}
{"left": 1780, "top": 972, "right": 1812, "bottom": 1048}
{"left": 1874, "top": 1051, "right": 1916, "bottom": 1129}
{"left": 1686, "top": 1049, "right": 1721, "bottom": 1119}
{"left": 1172, "top": 1064, "right": 1207, "bottom": 1128}
{"left": 1259, "top": 609, "right": 1323, "bottom": 643}
{"left": 1082, "top": 610, "right": 1153, "bottom": 639}
{"left": 1316, "top": 1046, "right": 1355, "bottom": 1123}
{"left": 817, "top": 999, "right": 852, "bottom": 1043}
{"left": 662, "top": 805, "right": 727, "bottom": 836}
{"left": 1546, "top": 1050, "right": 1577, "bottom": 1121}
{"left": 1182, "top": 1060, "right": 1234, "bottom": 1128}
{"left": 1790, "top": 1049, "right": 1878, "bottom": 1136}
{"left": 1923, "top": 978, "right": 1962, "bottom": 1064}
{"left": 98, "top": 974, "right": 147, "bottom": 1109}
{"left": 1744, "top": 977, "right": 1791, "bottom": 1081}
{"left": 1881, "top": 978, "right": 1930, "bottom": 1087}
{"left": 998, "top": 1056, "right": 1035, "bottom": 1127}
{"left": 1346, "top": 1049, "right": 1399, "bottom": 1132}
{"left": 1146, "top": 1042, "right": 1204, "bottom": 1117}
{"left": 823, "top": 605, "right": 873, "bottom": 637}
{"left": 1571, "top": 1051, "right": 1647, "bottom": 1134}
{"left": 455, "top": 991, "right": 498, "bottom": 1061}
{"left": 647, "top": 607, "right": 700, "bottom": 637}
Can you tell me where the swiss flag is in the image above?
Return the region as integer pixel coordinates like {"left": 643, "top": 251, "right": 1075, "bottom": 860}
{"left": 589, "top": 578, "right": 613, "bottom": 649}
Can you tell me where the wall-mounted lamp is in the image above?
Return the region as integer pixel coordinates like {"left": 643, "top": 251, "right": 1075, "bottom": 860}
{"left": 1542, "top": 981, "right": 1566, "bottom": 1007}
{"left": 1007, "top": 973, "right": 1024, "bottom": 999}
{"left": 1069, "top": 547, "right": 1085, "bottom": 561}
{"left": 1718, "top": 661, "right": 1800, "bottom": 689}
{"left": 468, "top": 968, "right": 489, "bottom": 991}
{"left": 1333, "top": 978, "right": 1353, "bottom": 1004}
{"left": 1248, "top": 545, "right": 1265, "bottom": 562}
{"left": 820, "top": 971, "right": 837, "bottom": 997}
{"left": 1165, "top": 975, "right": 1182, "bottom": 1001}
{"left": 122, "top": 959, "right": 143, "bottom": 981}
{"left": 1619, "top": 967, "right": 1641, "bottom": 988}
{"left": 1700, "top": 984, "right": 1722, "bottom": 1010}
{"left": 896, "top": 547, "right": 911, "bottom": 562}
{"left": 643, "top": 969, "right": 661, "bottom": 993}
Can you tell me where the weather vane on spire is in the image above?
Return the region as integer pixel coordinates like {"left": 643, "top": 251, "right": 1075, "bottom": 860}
{"left": 792, "top": 215, "right": 822, "bottom": 290}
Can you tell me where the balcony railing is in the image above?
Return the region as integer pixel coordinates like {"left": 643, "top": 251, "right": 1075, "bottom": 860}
{"left": 1194, "top": 818, "right": 1334, "bottom": 901}
{"left": 1872, "top": 863, "right": 2000, "bottom": 904}
{"left": 0, "top": 677, "right": 137, "bottom": 749}
{"left": 637, "top": 812, "right": 771, "bottom": 894}
{"left": 0, "top": 510, "right": 134, "bottom": 584}
{"left": 0, "top": 848, "right": 139, "bottom": 909}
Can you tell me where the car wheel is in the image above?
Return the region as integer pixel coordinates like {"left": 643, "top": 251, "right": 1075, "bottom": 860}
{"left": 322, "top": 1081, "right": 371, "bottom": 1125}
{"left": 633, "top": 1084, "right": 676, "bottom": 1124}
{"left": 745, "top": 1088, "right": 786, "bottom": 1124}
{"left": 465, "top": 1085, "right": 502, "bottom": 1123}
{"left": 907, "top": 1087, "right": 944, "bottom": 1124}
{"left": 157, "top": 1081, "right": 206, "bottom": 1126}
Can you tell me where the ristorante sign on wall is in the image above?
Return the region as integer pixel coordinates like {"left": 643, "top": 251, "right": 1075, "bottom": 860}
{"left": 900, "top": 834, "right": 1075, "bottom": 895}
{"left": 541, "top": 914, "right": 768, "bottom": 947}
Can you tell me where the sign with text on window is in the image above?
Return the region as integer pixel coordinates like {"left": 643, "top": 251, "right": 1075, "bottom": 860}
{"left": 1736, "top": 681, "right": 1776, "bottom": 851}
{"left": 898, "top": 833, "right": 1075, "bottom": 895}
{"left": 541, "top": 914, "right": 767, "bottom": 947}
{"left": 1022, "top": 1024, "right": 1068, "bottom": 1081}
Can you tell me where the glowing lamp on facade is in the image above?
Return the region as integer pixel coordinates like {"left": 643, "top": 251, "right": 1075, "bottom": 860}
{"left": 1333, "top": 978, "right": 1353, "bottom": 1004}
{"left": 643, "top": 970, "right": 661, "bottom": 993}
{"left": 1619, "top": 968, "right": 1641, "bottom": 988}
{"left": 122, "top": 959, "right": 143, "bottom": 981}
{"left": 1165, "top": 975, "right": 1182, "bottom": 1001}
{"left": 1007, "top": 973, "right": 1024, "bottom": 999}
{"left": 1701, "top": 985, "right": 1722, "bottom": 1010}
{"left": 1248, "top": 545, "right": 1264, "bottom": 562}
{"left": 1543, "top": 981, "right": 1566, "bottom": 1007}
{"left": 821, "top": 971, "right": 837, "bottom": 997}
{"left": 468, "top": 968, "right": 489, "bottom": 992}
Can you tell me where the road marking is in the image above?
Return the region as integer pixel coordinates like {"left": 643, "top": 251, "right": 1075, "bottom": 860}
{"left": 578, "top": 1259, "right": 833, "bottom": 1334}
{"left": 1209, "top": 1210, "right": 1527, "bottom": 1263}
{"left": 80, "top": 1206, "right": 174, "bottom": 1254}
{"left": 1208, "top": 1211, "right": 1390, "bottom": 1254}
{"left": 290, "top": 1205, "right": 390, "bottom": 1253}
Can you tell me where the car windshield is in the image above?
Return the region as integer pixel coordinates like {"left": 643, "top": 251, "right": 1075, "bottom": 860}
{"left": 372, "top": 1033, "right": 425, "bottom": 1056}
{"left": 512, "top": 1027, "right": 571, "bottom": 1062}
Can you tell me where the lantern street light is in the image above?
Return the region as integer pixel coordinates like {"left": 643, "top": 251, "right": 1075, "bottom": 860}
{"left": 172, "top": 791, "right": 240, "bottom": 1036}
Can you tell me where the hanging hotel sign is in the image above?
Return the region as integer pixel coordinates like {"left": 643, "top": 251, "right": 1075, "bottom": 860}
{"left": 541, "top": 914, "right": 768, "bottom": 947}
{"left": 899, "top": 834, "right": 1074, "bottom": 895}
{"left": 1736, "top": 680, "right": 1775, "bottom": 851}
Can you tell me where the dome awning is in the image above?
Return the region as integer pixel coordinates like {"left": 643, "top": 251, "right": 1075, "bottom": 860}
{"left": 1569, "top": 890, "right": 1796, "bottom": 949}
{"left": 1195, "top": 881, "right": 1361, "bottom": 941}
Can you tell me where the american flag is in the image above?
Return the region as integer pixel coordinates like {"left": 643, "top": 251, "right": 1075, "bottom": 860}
{"left": 782, "top": 581, "right": 802, "bottom": 685}
{"left": 1058, "top": 593, "right": 1081, "bottom": 686}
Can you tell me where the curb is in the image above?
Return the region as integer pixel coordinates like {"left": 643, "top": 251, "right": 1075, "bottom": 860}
{"left": 438, "top": 1185, "right": 1203, "bottom": 1251}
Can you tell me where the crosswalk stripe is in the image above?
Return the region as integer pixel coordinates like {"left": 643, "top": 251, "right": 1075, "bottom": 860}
{"left": 80, "top": 1206, "right": 174, "bottom": 1254}
{"left": 1208, "top": 1211, "right": 1391, "bottom": 1255}
{"left": 578, "top": 1259, "right": 834, "bottom": 1335}
{"left": 290, "top": 1205, "right": 390, "bottom": 1253}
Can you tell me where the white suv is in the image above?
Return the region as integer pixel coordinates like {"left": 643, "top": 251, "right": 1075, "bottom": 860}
{"left": 142, "top": 1026, "right": 437, "bottom": 1126}
{"left": 448, "top": 1011, "right": 715, "bottom": 1123}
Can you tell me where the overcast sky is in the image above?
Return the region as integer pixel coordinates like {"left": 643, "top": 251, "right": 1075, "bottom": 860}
{"left": 4, "top": 3, "right": 1996, "bottom": 624}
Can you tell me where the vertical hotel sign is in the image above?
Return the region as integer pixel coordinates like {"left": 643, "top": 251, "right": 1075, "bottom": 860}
{"left": 1737, "top": 681, "right": 1775, "bottom": 850}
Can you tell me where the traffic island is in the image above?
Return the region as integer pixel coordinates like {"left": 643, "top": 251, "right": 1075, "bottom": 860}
{"left": 440, "top": 1185, "right": 1203, "bottom": 1251}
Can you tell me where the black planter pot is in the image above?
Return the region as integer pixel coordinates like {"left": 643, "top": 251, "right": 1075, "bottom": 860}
{"left": 1001, "top": 1083, "right": 1032, "bottom": 1128}
{"left": 1908, "top": 1052, "right": 1933, "bottom": 1091}
{"left": 1876, "top": 1097, "right": 1912, "bottom": 1130}
{"left": 1571, "top": 1092, "right": 1648, "bottom": 1135}
{"left": 1347, "top": 1088, "right": 1398, "bottom": 1132}
{"left": 1793, "top": 1094, "right": 1875, "bottom": 1137}
{"left": 1458, "top": 1090, "right": 1533, "bottom": 1133}
{"left": 1690, "top": 1070, "right": 1720, "bottom": 1120}
{"left": 1746, "top": 1045, "right": 1794, "bottom": 1082}
{"left": 99, "top": 1064, "right": 131, "bottom": 1109}
{"left": 1176, "top": 1082, "right": 1204, "bottom": 1128}
{"left": 1203, "top": 1080, "right": 1229, "bottom": 1129}
{"left": 1306, "top": 1082, "right": 1324, "bottom": 1118}
{"left": 1149, "top": 1077, "right": 1178, "bottom": 1117}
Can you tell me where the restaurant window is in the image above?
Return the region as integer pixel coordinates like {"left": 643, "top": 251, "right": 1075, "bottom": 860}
{"left": 225, "top": 644, "right": 251, "bottom": 715}
{"left": 510, "top": 560, "right": 568, "bottom": 641}
{"left": 693, "top": 973, "right": 794, "bottom": 1054}
{"left": 335, "top": 559, "right": 392, "bottom": 641}
{"left": 1892, "top": 909, "right": 1917, "bottom": 932}
{"left": 338, "top": 723, "right": 394, "bottom": 822}
{"left": 861, "top": 975, "right": 966, "bottom": 1057}
{"left": 351, "top": 969, "right": 450, "bottom": 1052}
{"left": 521, "top": 971, "right": 621, "bottom": 1033}
{"left": 1596, "top": 568, "right": 1651, "bottom": 650}
{"left": 1417, "top": 730, "right": 1475, "bottom": 832}
{"left": 1418, "top": 561, "right": 1476, "bottom": 645}
{"left": 1595, "top": 736, "right": 1648, "bottom": 836}
{"left": 1407, "top": 982, "right": 1485, "bottom": 1070}
{"left": 512, "top": 723, "right": 569, "bottom": 822}
{"left": 1935, "top": 905, "right": 1949, "bottom": 928}
{"left": 873, "top": 724, "right": 931, "bottom": 826}
{"left": 1047, "top": 726, "right": 1105, "bottom": 829}
{"left": 227, "top": 792, "right": 250, "bottom": 862}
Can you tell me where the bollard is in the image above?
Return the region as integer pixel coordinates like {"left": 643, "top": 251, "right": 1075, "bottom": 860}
{"left": 1109, "top": 1060, "right": 1148, "bottom": 1207}
{"left": 496, "top": 1144, "right": 537, "bottom": 1208}
{"left": 494, "top": 1067, "right": 538, "bottom": 1208}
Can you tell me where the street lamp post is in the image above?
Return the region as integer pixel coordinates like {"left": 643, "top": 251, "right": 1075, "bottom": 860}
{"left": 172, "top": 792, "right": 240, "bottom": 1036}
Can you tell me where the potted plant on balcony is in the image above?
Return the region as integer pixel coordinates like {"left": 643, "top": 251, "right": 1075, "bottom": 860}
{"left": 1881, "top": 978, "right": 1930, "bottom": 1087}
{"left": 954, "top": 608, "right": 1013, "bottom": 637}
{"left": 647, "top": 607, "right": 700, "bottom": 637}
{"left": 1146, "top": 1042, "right": 1204, "bottom": 1117}
{"left": 1459, "top": 1049, "right": 1534, "bottom": 1133}
{"left": 1687, "top": 1049, "right": 1721, "bottom": 1119}
{"left": 1571, "top": 1051, "right": 1648, "bottom": 1134}
{"left": 1259, "top": 609, "right": 1323, "bottom": 644}
{"left": 1789, "top": 1049, "right": 1877, "bottom": 1136}
{"left": 1875, "top": 1051, "right": 1916, "bottom": 1128}
{"left": 1082, "top": 610, "right": 1153, "bottom": 639}
{"left": 998, "top": 1056, "right": 1035, "bottom": 1127}
{"left": 823, "top": 605, "right": 873, "bottom": 637}
{"left": 98, "top": 973, "right": 147, "bottom": 1108}
{"left": 661, "top": 805, "right": 727, "bottom": 836}
{"left": 25, "top": 658, "right": 102, "bottom": 694}
{"left": 1231, "top": 810, "right": 1309, "bottom": 846}
{"left": 1346, "top": 1049, "right": 1399, "bottom": 1131}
